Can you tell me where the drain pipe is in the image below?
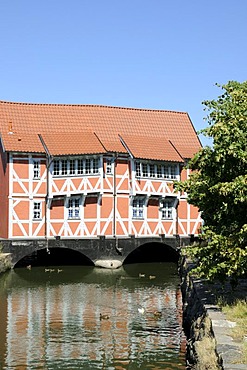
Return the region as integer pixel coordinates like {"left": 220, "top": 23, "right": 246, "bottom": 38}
{"left": 113, "top": 153, "right": 117, "bottom": 238}
{"left": 45, "top": 155, "right": 53, "bottom": 254}
{"left": 112, "top": 153, "right": 123, "bottom": 255}
{"left": 38, "top": 134, "right": 53, "bottom": 254}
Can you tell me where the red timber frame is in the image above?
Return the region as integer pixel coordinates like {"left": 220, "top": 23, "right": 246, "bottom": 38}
{"left": 4, "top": 151, "right": 201, "bottom": 240}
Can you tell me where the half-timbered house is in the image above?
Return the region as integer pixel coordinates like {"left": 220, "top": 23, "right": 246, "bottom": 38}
{"left": 0, "top": 101, "right": 202, "bottom": 244}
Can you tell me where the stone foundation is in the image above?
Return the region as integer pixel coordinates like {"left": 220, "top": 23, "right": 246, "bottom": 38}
{"left": 179, "top": 257, "right": 223, "bottom": 369}
{"left": 0, "top": 253, "right": 12, "bottom": 274}
{"left": 179, "top": 256, "right": 247, "bottom": 370}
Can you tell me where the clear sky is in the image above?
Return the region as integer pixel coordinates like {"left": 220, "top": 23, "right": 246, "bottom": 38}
{"left": 0, "top": 0, "right": 246, "bottom": 146}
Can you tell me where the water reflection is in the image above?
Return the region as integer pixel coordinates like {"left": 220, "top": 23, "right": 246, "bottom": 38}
{"left": 0, "top": 263, "right": 186, "bottom": 369}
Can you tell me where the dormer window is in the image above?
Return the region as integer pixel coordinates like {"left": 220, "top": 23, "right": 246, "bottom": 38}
{"left": 52, "top": 157, "right": 100, "bottom": 176}
{"left": 135, "top": 160, "right": 179, "bottom": 180}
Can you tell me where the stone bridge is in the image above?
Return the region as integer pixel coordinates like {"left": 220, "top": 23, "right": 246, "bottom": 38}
{"left": 1, "top": 235, "right": 191, "bottom": 269}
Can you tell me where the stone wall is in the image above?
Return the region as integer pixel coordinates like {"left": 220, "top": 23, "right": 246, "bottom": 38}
{"left": 0, "top": 253, "right": 12, "bottom": 274}
{"left": 179, "top": 256, "right": 223, "bottom": 370}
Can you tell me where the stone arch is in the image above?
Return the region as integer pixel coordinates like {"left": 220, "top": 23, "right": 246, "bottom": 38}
{"left": 123, "top": 241, "right": 179, "bottom": 265}
{"left": 11, "top": 243, "right": 95, "bottom": 268}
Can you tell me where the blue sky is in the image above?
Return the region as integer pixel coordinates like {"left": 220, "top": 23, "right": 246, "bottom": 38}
{"left": 0, "top": 1, "right": 246, "bottom": 146}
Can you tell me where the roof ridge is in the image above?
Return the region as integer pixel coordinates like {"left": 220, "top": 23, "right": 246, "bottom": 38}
{"left": 0, "top": 100, "right": 187, "bottom": 115}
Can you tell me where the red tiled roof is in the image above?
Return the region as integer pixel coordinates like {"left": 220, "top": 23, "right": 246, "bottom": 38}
{"left": 0, "top": 101, "right": 202, "bottom": 159}
{"left": 120, "top": 134, "right": 183, "bottom": 162}
{"left": 1, "top": 131, "right": 44, "bottom": 153}
{"left": 40, "top": 131, "right": 107, "bottom": 156}
{"left": 97, "top": 139, "right": 127, "bottom": 154}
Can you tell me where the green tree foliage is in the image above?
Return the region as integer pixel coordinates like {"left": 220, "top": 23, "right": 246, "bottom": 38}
{"left": 176, "top": 81, "right": 247, "bottom": 281}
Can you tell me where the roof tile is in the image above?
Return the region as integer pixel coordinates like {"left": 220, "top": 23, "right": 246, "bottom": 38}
{"left": 41, "top": 131, "right": 106, "bottom": 156}
{"left": 0, "top": 101, "right": 201, "bottom": 158}
{"left": 120, "top": 134, "right": 183, "bottom": 162}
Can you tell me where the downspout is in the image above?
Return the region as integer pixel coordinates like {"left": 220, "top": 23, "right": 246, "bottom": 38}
{"left": 38, "top": 134, "right": 53, "bottom": 253}
{"left": 175, "top": 200, "right": 179, "bottom": 248}
{"left": 112, "top": 153, "right": 124, "bottom": 256}
{"left": 117, "top": 134, "right": 134, "bottom": 241}
{"left": 113, "top": 153, "right": 117, "bottom": 238}
{"left": 45, "top": 155, "right": 53, "bottom": 250}
{"left": 169, "top": 138, "right": 184, "bottom": 246}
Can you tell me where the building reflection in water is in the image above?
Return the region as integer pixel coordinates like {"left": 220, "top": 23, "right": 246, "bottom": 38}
{"left": 1, "top": 266, "right": 186, "bottom": 369}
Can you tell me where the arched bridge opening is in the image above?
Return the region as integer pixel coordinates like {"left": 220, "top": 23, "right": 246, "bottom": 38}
{"left": 123, "top": 242, "right": 179, "bottom": 265}
{"left": 14, "top": 247, "right": 94, "bottom": 268}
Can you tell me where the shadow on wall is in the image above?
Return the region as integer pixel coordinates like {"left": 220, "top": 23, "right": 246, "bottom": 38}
{"left": 123, "top": 242, "right": 179, "bottom": 265}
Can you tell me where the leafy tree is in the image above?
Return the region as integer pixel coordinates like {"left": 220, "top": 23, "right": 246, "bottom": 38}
{"left": 176, "top": 81, "right": 247, "bottom": 281}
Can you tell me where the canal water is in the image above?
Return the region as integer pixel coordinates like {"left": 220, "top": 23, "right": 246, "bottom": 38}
{"left": 0, "top": 262, "right": 186, "bottom": 369}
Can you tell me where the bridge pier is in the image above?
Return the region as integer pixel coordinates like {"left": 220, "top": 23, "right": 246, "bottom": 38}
{"left": 94, "top": 259, "right": 123, "bottom": 269}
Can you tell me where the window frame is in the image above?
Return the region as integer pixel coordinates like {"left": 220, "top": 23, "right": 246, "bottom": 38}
{"left": 132, "top": 196, "right": 145, "bottom": 219}
{"left": 33, "top": 201, "right": 42, "bottom": 220}
{"left": 135, "top": 160, "right": 179, "bottom": 180}
{"left": 33, "top": 160, "right": 41, "bottom": 179}
{"left": 52, "top": 157, "right": 100, "bottom": 177}
{"left": 106, "top": 159, "right": 113, "bottom": 175}
{"left": 53, "top": 160, "right": 60, "bottom": 176}
{"left": 160, "top": 197, "right": 175, "bottom": 220}
{"left": 68, "top": 197, "right": 81, "bottom": 220}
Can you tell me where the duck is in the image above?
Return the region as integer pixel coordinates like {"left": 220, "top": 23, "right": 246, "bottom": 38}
{"left": 100, "top": 313, "right": 109, "bottom": 320}
{"left": 26, "top": 265, "right": 32, "bottom": 270}
{"left": 149, "top": 275, "right": 156, "bottom": 280}
{"left": 138, "top": 307, "right": 145, "bottom": 314}
{"left": 139, "top": 273, "right": 145, "bottom": 278}
{"left": 153, "top": 311, "right": 162, "bottom": 318}
{"left": 57, "top": 269, "right": 63, "bottom": 273}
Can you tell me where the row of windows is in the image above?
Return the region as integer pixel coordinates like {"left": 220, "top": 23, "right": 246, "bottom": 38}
{"left": 135, "top": 162, "right": 178, "bottom": 179}
{"left": 53, "top": 158, "right": 100, "bottom": 176}
{"left": 32, "top": 197, "right": 176, "bottom": 220}
{"left": 32, "top": 158, "right": 107, "bottom": 179}
{"left": 32, "top": 158, "right": 179, "bottom": 180}
{"left": 132, "top": 197, "right": 175, "bottom": 219}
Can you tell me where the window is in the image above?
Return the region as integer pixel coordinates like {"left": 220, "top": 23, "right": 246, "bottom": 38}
{"left": 68, "top": 197, "right": 80, "bottom": 219}
{"left": 170, "top": 165, "right": 176, "bottom": 179}
{"left": 53, "top": 160, "right": 60, "bottom": 176}
{"left": 142, "top": 163, "right": 148, "bottom": 177}
{"left": 132, "top": 197, "right": 145, "bottom": 219}
{"left": 157, "top": 164, "right": 163, "bottom": 178}
{"left": 135, "top": 162, "right": 141, "bottom": 177}
{"left": 69, "top": 159, "right": 75, "bottom": 175}
{"left": 85, "top": 159, "right": 91, "bottom": 174}
{"left": 78, "top": 159, "right": 84, "bottom": 174}
{"left": 160, "top": 198, "right": 175, "bottom": 220}
{"left": 92, "top": 159, "right": 99, "bottom": 174}
{"left": 33, "top": 160, "right": 40, "bottom": 179}
{"left": 33, "top": 202, "right": 41, "bottom": 220}
{"left": 61, "top": 160, "right": 67, "bottom": 175}
{"left": 149, "top": 164, "right": 155, "bottom": 177}
{"left": 52, "top": 157, "right": 100, "bottom": 176}
{"left": 163, "top": 165, "right": 169, "bottom": 179}
{"left": 106, "top": 159, "right": 113, "bottom": 175}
